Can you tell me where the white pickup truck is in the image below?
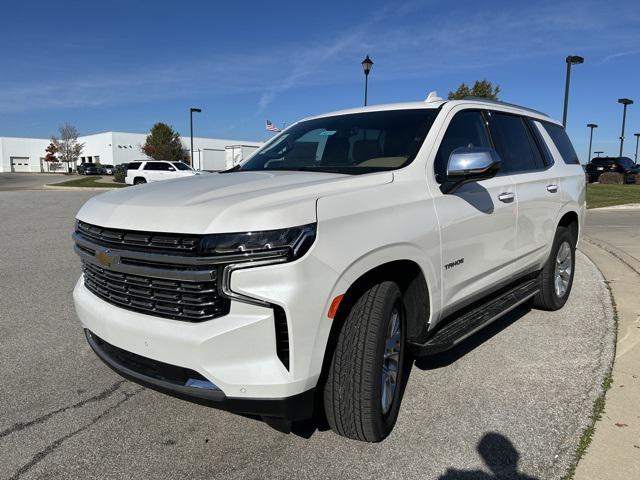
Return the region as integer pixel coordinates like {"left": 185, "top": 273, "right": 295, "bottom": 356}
{"left": 73, "top": 96, "right": 585, "bottom": 442}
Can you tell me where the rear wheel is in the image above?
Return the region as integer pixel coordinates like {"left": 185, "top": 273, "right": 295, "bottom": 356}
{"left": 133, "top": 177, "right": 146, "bottom": 185}
{"left": 323, "top": 281, "right": 406, "bottom": 442}
{"left": 532, "top": 226, "right": 575, "bottom": 311}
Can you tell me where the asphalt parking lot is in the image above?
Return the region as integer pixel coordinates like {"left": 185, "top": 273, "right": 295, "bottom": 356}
{"left": 0, "top": 173, "right": 70, "bottom": 191}
{"left": 0, "top": 189, "right": 615, "bottom": 480}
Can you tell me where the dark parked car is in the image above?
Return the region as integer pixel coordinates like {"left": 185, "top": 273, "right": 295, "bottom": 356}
{"left": 585, "top": 156, "right": 638, "bottom": 183}
{"left": 100, "top": 164, "right": 114, "bottom": 175}
{"left": 77, "top": 163, "right": 100, "bottom": 175}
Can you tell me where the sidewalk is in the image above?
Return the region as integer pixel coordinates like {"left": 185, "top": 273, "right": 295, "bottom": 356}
{"left": 574, "top": 208, "right": 640, "bottom": 479}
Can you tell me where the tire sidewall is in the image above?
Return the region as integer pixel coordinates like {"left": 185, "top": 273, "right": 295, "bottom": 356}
{"left": 370, "top": 286, "right": 406, "bottom": 437}
{"left": 548, "top": 228, "right": 576, "bottom": 309}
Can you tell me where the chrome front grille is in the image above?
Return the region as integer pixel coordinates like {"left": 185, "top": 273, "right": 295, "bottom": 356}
{"left": 74, "top": 222, "right": 231, "bottom": 322}
{"left": 76, "top": 220, "right": 200, "bottom": 255}
{"left": 82, "top": 260, "right": 229, "bottom": 322}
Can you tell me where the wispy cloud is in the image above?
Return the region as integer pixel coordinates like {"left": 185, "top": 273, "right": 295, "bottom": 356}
{"left": 600, "top": 50, "right": 640, "bottom": 64}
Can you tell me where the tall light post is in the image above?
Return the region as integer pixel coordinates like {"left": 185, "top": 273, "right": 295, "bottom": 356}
{"left": 361, "top": 55, "right": 373, "bottom": 106}
{"left": 617, "top": 98, "right": 633, "bottom": 157}
{"left": 586, "top": 123, "right": 598, "bottom": 163}
{"left": 594, "top": 151, "right": 604, "bottom": 158}
{"left": 190, "top": 107, "right": 201, "bottom": 168}
{"left": 634, "top": 133, "right": 640, "bottom": 164}
{"left": 562, "top": 55, "right": 584, "bottom": 127}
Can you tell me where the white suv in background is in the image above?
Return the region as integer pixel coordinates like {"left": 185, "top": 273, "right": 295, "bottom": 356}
{"left": 73, "top": 96, "right": 585, "bottom": 442}
{"left": 125, "top": 160, "right": 199, "bottom": 185}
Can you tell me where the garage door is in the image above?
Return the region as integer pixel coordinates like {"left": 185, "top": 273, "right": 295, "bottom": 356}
{"left": 11, "top": 157, "right": 31, "bottom": 172}
{"left": 10, "top": 157, "right": 31, "bottom": 172}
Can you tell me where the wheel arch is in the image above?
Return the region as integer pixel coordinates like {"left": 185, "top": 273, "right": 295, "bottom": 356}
{"left": 557, "top": 209, "right": 579, "bottom": 243}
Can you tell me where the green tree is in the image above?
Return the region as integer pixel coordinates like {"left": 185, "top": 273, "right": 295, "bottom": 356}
{"left": 141, "top": 123, "right": 188, "bottom": 162}
{"left": 448, "top": 79, "right": 501, "bottom": 100}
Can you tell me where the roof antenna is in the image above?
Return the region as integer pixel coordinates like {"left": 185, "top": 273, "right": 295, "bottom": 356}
{"left": 425, "top": 91, "right": 443, "bottom": 102}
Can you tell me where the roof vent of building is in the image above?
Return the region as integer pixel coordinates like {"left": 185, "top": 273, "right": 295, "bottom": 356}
{"left": 425, "top": 91, "right": 443, "bottom": 102}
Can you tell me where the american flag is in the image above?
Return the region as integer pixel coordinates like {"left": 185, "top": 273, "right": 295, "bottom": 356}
{"left": 266, "top": 120, "right": 281, "bottom": 132}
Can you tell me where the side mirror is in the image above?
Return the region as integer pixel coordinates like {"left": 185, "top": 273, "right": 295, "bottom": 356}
{"left": 440, "top": 147, "right": 501, "bottom": 194}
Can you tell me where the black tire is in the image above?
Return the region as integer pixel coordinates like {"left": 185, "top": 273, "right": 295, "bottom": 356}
{"left": 133, "top": 177, "right": 146, "bottom": 185}
{"left": 532, "top": 226, "right": 576, "bottom": 311}
{"left": 323, "top": 281, "right": 406, "bottom": 442}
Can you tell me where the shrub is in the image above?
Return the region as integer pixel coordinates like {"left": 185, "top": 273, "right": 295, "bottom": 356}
{"left": 598, "top": 172, "right": 624, "bottom": 184}
{"left": 114, "top": 169, "right": 126, "bottom": 183}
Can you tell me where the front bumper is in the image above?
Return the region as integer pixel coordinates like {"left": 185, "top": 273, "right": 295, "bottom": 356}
{"left": 85, "top": 329, "right": 315, "bottom": 420}
{"left": 73, "top": 243, "right": 348, "bottom": 417}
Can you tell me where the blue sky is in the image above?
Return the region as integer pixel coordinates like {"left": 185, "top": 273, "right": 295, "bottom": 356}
{"left": 1, "top": 0, "right": 639, "bottom": 161}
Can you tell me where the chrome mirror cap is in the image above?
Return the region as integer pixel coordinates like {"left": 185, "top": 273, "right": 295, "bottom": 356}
{"left": 447, "top": 147, "right": 501, "bottom": 178}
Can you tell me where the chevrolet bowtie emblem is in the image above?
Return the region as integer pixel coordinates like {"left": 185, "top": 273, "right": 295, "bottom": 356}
{"left": 95, "top": 249, "right": 114, "bottom": 268}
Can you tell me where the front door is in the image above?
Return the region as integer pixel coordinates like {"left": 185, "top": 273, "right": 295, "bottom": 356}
{"left": 431, "top": 109, "right": 518, "bottom": 314}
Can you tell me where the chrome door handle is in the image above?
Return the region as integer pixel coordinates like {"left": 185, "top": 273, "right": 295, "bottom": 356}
{"left": 547, "top": 184, "right": 558, "bottom": 193}
{"left": 498, "top": 192, "right": 515, "bottom": 202}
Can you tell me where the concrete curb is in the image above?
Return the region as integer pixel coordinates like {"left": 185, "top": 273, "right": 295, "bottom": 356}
{"left": 43, "top": 184, "right": 121, "bottom": 191}
{"left": 582, "top": 236, "right": 640, "bottom": 276}
{"left": 590, "top": 203, "right": 640, "bottom": 211}
{"left": 574, "top": 238, "right": 640, "bottom": 479}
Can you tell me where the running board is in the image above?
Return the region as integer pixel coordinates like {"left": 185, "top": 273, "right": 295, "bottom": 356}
{"left": 412, "top": 278, "right": 539, "bottom": 356}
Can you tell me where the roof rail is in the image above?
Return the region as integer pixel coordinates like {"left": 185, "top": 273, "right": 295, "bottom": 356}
{"left": 461, "top": 96, "right": 549, "bottom": 117}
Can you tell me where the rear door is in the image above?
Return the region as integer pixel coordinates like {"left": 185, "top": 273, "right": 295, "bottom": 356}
{"left": 143, "top": 162, "right": 166, "bottom": 181}
{"left": 432, "top": 109, "right": 518, "bottom": 313}
{"left": 487, "top": 111, "right": 561, "bottom": 271}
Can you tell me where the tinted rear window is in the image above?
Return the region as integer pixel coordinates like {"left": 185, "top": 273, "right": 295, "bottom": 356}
{"left": 542, "top": 123, "right": 580, "bottom": 164}
{"left": 128, "top": 162, "right": 142, "bottom": 170}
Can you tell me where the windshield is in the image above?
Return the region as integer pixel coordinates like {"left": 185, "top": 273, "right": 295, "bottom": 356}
{"left": 172, "top": 162, "right": 193, "bottom": 171}
{"left": 238, "top": 109, "right": 439, "bottom": 175}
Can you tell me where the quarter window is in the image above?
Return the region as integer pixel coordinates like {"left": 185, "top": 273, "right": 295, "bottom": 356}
{"left": 541, "top": 122, "right": 580, "bottom": 164}
{"left": 488, "top": 112, "right": 544, "bottom": 173}
{"left": 434, "top": 110, "right": 491, "bottom": 183}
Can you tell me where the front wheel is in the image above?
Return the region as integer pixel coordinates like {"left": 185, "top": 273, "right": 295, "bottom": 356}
{"left": 532, "top": 226, "right": 576, "bottom": 311}
{"left": 323, "top": 281, "right": 406, "bottom": 442}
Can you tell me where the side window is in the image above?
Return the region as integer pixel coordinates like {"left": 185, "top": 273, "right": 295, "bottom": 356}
{"left": 144, "top": 162, "right": 166, "bottom": 170}
{"left": 434, "top": 110, "right": 491, "bottom": 183}
{"left": 488, "top": 112, "right": 544, "bottom": 174}
{"left": 128, "top": 162, "right": 141, "bottom": 170}
{"left": 541, "top": 122, "right": 580, "bottom": 165}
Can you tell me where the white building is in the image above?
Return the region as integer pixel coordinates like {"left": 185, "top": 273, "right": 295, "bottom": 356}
{"left": 0, "top": 132, "right": 262, "bottom": 173}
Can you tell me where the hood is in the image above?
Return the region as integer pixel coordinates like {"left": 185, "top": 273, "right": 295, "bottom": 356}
{"left": 77, "top": 170, "right": 393, "bottom": 233}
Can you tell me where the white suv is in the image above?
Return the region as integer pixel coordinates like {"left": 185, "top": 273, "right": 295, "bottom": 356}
{"left": 125, "top": 160, "right": 199, "bottom": 185}
{"left": 73, "top": 97, "right": 585, "bottom": 442}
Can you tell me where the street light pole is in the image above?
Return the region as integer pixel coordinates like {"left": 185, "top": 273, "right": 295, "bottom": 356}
{"left": 617, "top": 98, "right": 633, "bottom": 157}
{"left": 361, "top": 55, "right": 373, "bottom": 106}
{"left": 634, "top": 133, "right": 640, "bottom": 165}
{"left": 190, "top": 107, "right": 202, "bottom": 168}
{"left": 586, "top": 123, "right": 598, "bottom": 163}
{"left": 562, "top": 55, "right": 584, "bottom": 127}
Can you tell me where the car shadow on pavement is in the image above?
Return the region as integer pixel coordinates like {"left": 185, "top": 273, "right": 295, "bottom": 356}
{"left": 438, "top": 432, "right": 539, "bottom": 480}
{"left": 272, "top": 304, "right": 531, "bottom": 439}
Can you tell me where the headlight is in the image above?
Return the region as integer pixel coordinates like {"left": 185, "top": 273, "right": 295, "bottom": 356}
{"left": 199, "top": 224, "right": 316, "bottom": 262}
{"left": 202, "top": 224, "right": 317, "bottom": 307}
